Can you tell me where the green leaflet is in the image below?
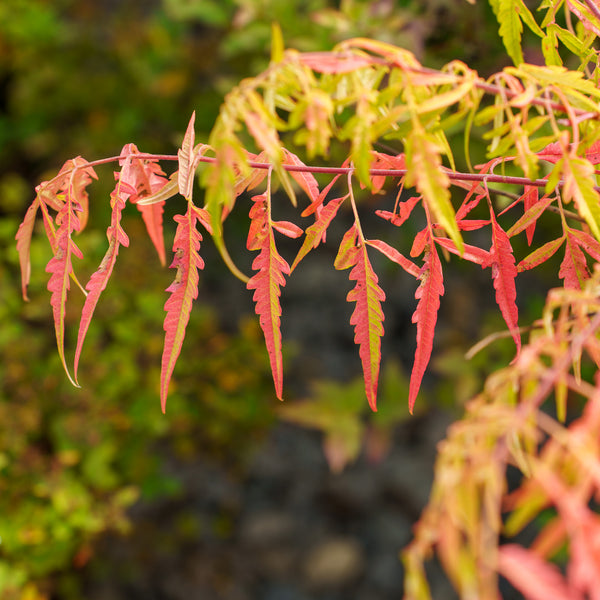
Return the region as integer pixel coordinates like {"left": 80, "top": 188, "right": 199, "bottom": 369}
{"left": 405, "top": 124, "right": 463, "bottom": 255}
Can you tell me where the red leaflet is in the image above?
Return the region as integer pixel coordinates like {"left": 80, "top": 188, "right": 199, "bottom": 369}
{"left": 523, "top": 186, "right": 540, "bottom": 245}
{"left": 369, "top": 151, "right": 406, "bottom": 193}
{"left": 568, "top": 227, "right": 600, "bottom": 263}
{"left": 161, "top": 203, "right": 208, "bottom": 412}
{"left": 301, "top": 174, "right": 342, "bottom": 217}
{"left": 74, "top": 177, "right": 131, "bottom": 381}
{"left": 291, "top": 195, "right": 347, "bottom": 271}
{"left": 434, "top": 237, "right": 490, "bottom": 266}
{"left": 282, "top": 149, "right": 320, "bottom": 203}
{"left": 121, "top": 143, "right": 168, "bottom": 266}
{"left": 366, "top": 238, "right": 420, "bottom": 278}
{"left": 271, "top": 220, "right": 303, "bottom": 238}
{"left": 506, "top": 190, "right": 552, "bottom": 242}
{"left": 409, "top": 235, "right": 444, "bottom": 413}
{"left": 45, "top": 181, "right": 85, "bottom": 387}
{"left": 335, "top": 225, "right": 386, "bottom": 411}
{"left": 560, "top": 230, "right": 589, "bottom": 289}
{"left": 376, "top": 195, "right": 420, "bottom": 227}
{"left": 536, "top": 140, "right": 600, "bottom": 165}
{"left": 485, "top": 215, "right": 521, "bottom": 354}
{"left": 246, "top": 193, "right": 291, "bottom": 400}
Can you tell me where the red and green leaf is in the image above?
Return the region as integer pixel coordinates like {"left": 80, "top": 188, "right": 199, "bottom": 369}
{"left": 517, "top": 236, "right": 565, "bottom": 272}
{"left": 409, "top": 232, "right": 444, "bottom": 413}
{"left": 335, "top": 224, "right": 386, "bottom": 411}
{"left": 45, "top": 178, "right": 85, "bottom": 387}
{"left": 161, "top": 202, "right": 209, "bottom": 412}
{"left": 246, "top": 192, "right": 290, "bottom": 400}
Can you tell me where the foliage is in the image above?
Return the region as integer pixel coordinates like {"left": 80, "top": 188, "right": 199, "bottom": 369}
{"left": 15, "top": 0, "right": 600, "bottom": 597}
{"left": 0, "top": 213, "right": 276, "bottom": 599}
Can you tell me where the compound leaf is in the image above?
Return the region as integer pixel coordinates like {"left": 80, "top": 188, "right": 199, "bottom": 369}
{"left": 161, "top": 202, "right": 208, "bottom": 412}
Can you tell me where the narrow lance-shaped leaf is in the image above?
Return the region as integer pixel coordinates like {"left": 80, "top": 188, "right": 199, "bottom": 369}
{"left": 408, "top": 228, "right": 444, "bottom": 413}
{"left": 73, "top": 175, "right": 133, "bottom": 381}
{"left": 485, "top": 210, "right": 521, "bottom": 354}
{"left": 161, "top": 202, "right": 208, "bottom": 412}
{"left": 559, "top": 228, "right": 589, "bottom": 289}
{"left": 246, "top": 186, "right": 291, "bottom": 400}
{"left": 15, "top": 197, "right": 40, "bottom": 301}
{"left": 335, "top": 222, "right": 386, "bottom": 412}
{"left": 45, "top": 175, "right": 85, "bottom": 387}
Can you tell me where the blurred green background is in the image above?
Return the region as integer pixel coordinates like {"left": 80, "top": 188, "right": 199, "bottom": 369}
{"left": 0, "top": 1, "right": 516, "bottom": 598}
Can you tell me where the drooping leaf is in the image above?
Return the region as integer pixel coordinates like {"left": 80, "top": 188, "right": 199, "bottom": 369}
{"left": 15, "top": 197, "right": 40, "bottom": 301}
{"left": 291, "top": 194, "right": 347, "bottom": 271}
{"left": 335, "top": 225, "right": 386, "bottom": 411}
{"left": 484, "top": 214, "right": 521, "bottom": 354}
{"left": 559, "top": 229, "right": 589, "bottom": 289}
{"left": 45, "top": 179, "right": 85, "bottom": 387}
{"left": 246, "top": 192, "right": 290, "bottom": 400}
{"left": 160, "top": 202, "right": 208, "bottom": 412}
{"left": 74, "top": 176, "right": 131, "bottom": 380}
{"left": 334, "top": 224, "right": 359, "bottom": 270}
{"left": 120, "top": 143, "right": 169, "bottom": 266}
{"left": 408, "top": 234, "right": 444, "bottom": 413}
